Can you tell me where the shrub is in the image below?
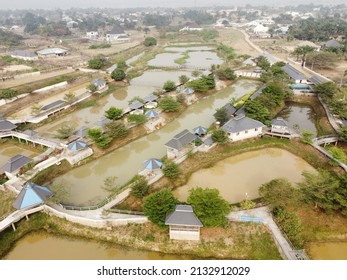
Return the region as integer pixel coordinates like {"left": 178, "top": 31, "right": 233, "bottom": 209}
{"left": 212, "top": 129, "right": 228, "bottom": 144}
{"left": 162, "top": 80, "right": 176, "bottom": 91}
{"left": 158, "top": 96, "right": 180, "bottom": 112}
{"left": 127, "top": 114, "right": 147, "bottom": 125}
{"left": 162, "top": 160, "right": 180, "bottom": 179}
{"left": 111, "top": 68, "right": 126, "bottom": 81}
{"left": 130, "top": 176, "right": 149, "bottom": 198}
{"left": 105, "top": 106, "right": 123, "bottom": 120}
{"left": 144, "top": 37, "right": 157, "bottom": 46}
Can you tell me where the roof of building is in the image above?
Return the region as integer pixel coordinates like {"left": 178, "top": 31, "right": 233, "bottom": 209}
{"left": 22, "top": 129, "right": 38, "bottom": 137}
{"left": 143, "top": 94, "right": 158, "bottom": 103}
{"left": 250, "top": 85, "right": 266, "bottom": 100}
{"left": 68, "top": 140, "right": 87, "bottom": 151}
{"left": 282, "top": 64, "right": 307, "bottom": 81}
{"left": 11, "top": 49, "right": 37, "bottom": 58}
{"left": 222, "top": 115, "right": 264, "bottom": 134}
{"left": 297, "top": 41, "right": 320, "bottom": 49}
{"left": 271, "top": 117, "right": 288, "bottom": 127}
{"left": 243, "top": 57, "right": 255, "bottom": 65}
{"left": 145, "top": 109, "right": 159, "bottom": 119}
{"left": 74, "top": 126, "right": 89, "bottom": 137}
{"left": 41, "top": 100, "right": 65, "bottom": 111}
{"left": 204, "top": 136, "right": 214, "bottom": 146}
{"left": 1, "top": 154, "right": 31, "bottom": 173}
{"left": 214, "top": 103, "right": 237, "bottom": 118}
{"left": 143, "top": 158, "right": 163, "bottom": 170}
{"left": 92, "top": 78, "right": 106, "bottom": 87}
{"left": 323, "top": 39, "right": 342, "bottom": 49}
{"left": 257, "top": 51, "right": 277, "bottom": 64}
{"left": 0, "top": 119, "right": 17, "bottom": 132}
{"left": 309, "top": 75, "right": 325, "bottom": 85}
{"left": 194, "top": 126, "right": 207, "bottom": 135}
{"left": 165, "top": 129, "right": 196, "bottom": 150}
{"left": 37, "top": 48, "right": 68, "bottom": 56}
{"left": 165, "top": 205, "right": 203, "bottom": 227}
{"left": 182, "top": 87, "right": 194, "bottom": 94}
{"left": 107, "top": 26, "right": 126, "bottom": 35}
{"left": 129, "top": 101, "right": 144, "bottom": 110}
{"left": 13, "top": 182, "right": 53, "bottom": 210}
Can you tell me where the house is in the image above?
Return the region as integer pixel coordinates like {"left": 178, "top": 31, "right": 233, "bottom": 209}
{"left": 92, "top": 78, "right": 108, "bottom": 92}
{"left": 106, "top": 26, "right": 129, "bottom": 42}
{"left": 243, "top": 57, "right": 256, "bottom": 67}
{"left": 86, "top": 31, "right": 98, "bottom": 39}
{"left": 0, "top": 119, "right": 17, "bottom": 132}
{"left": 165, "top": 205, "right": 203, "bottom": 241}
{"left": 321, "top": 39, "right": 342, "bottom": 50}
{"left": 253, "top": 24, "right": 269, "bottom": 34}
{"left": 1, "top": 154, "right": 32, "bottom": 176}
{"left": 179, "top": 22, "right": 203, "bottom": 32}
{"left": 36, "top": 48, "right": 69, "bottom": 58}
{"left": 297, "top": 41, "right": 320, "bottom": 51}
{"left": 282, "top": 64, "right": 307, "bottom": 84}
{"left": 271, "top": 118, "right": 290, "bottom": 134}
{"left": 11, "top": 50, "right": 38, "bottom": 61}
{"left": 214, "top": 103, "right": 237, "bottom": 121}
{"left": 165, "top": 129, "right": 196, "bottom": 159}
{"left": 221, "top": 115, "right": 264, "bottom": 141}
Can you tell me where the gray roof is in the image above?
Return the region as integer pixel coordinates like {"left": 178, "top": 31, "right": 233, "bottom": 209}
{"left": 204, "top": 136, "right": 214, "bottom": 146}
{"left": 250, "top": 85, "right": 266, "bottom": 100}
{"left": 22, "top": 129, "right": 38, "bottom": 137}
{"left": 12, "top": 50, "right": 37, "bottom": 58}
{"left": 165, "top": 205, "right": 203, "bottom": 227}
{"left": 108, "top": 26, "right": 125, "bottom": 35}
{"left": 235, "top": 107, "right": 246, "bottom": 116}
{"left": 257, "top": 51, "right": 277, "bottom": 65}
{"left": 37, "top": 48, "right": 68, "bottom": 56}
{"left": 271, "top": 117, "right": 288, "bottom": 127}
{"left": 143, "top": 94, "right": 158, "bottom": 103}
{"left": 165, "top": 129, "right": 196, "bottom": 150}
{"left": 1, "top": 154, "right": 31, "bottom": 173}
{"left": 309, "top": 75, "right": 324, "bottom": 86}
{"left": 214, "top": 103, "right": 237, "bottom": 118}
{"left": 282, "top": 64, "right": 307, "bottom": 81}
{"left": 74, "top": 126, "right": 89, "bottom": 137}
{"left": 92, "top": 78, "right": 106, "bottom": 87}
{"left": 0, "top": 119, "right": 17, "bottom": 131}
{"left": 222, "top": 115, "right": 264, "bottom": 133}
{"left": 324, "top": 39, "right": 342, "bottom": 49}
{"left": 129, "top": 101, "right": 144, "bottom": 110}
{"left": 95, "top": 116, "right": 112, "bottom": 128}
{"left": 243, "top": 57, "right": 255, "bottom": 65}
{"left": 41, "top": 100, "right": 65, "bottom": 111}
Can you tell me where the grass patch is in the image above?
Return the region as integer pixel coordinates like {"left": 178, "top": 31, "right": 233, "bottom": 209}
{"left": 174, "top": 51, "right": 190, "bottom": 65}
{"left": 75, "top": 99, "right": 97, "bottom": 109}
{"left": 30, "top": 160, "right": 72, "bottom": 186}
{"left": 0, "top": 190, "right": 16, "bottom": 219}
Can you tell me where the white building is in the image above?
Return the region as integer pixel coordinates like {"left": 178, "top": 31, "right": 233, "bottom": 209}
{"left": 164, "top": 129, "right": 196, "bottom": 159}
{"left": 91, "top": 78, "right": 108, "bottom": 92}
{"left": 106, "top": 26, "right": 129, "bottom": 42}
{"left": 271, "top": 118, "right": 290, "bottom": 134}
{"left": 221, "top": 115, "right": 264, "bottom": 142}
{"left": 36, "top": 48, "right": 69, "bottom": 58}
{"left": 179, "top": 22, "right": 203, "bottom": 32}
{"left": 86, "top": 31, "right": 99, "bottom": 40}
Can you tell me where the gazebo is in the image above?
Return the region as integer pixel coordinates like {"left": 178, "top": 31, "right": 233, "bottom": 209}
{"left": 182, "top": 87, "right": 194, "bottom": 95}
{"left": 193, "top": 126, "right": 207, "bottom": 136}
{"left": 143, "top": 158, "right": 163, "bottom": 171}
{"left": 13, "top": 182, "right": 53, "bottom": 210}
{"left": 145, "top": 110, "right": 159, "bottom": 119}
{"left": 68, "top": 140, "right": 88, "bottom": 151}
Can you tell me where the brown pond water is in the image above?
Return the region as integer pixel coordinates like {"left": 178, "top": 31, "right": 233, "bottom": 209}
{"left": 51, "top": 80, "right": 259, "bottom": 205}
{"left": 4, "top": 232, "right": 193, "bottom": 260}
{"left": 0, "top": 142, "right": 41, "bottom": 166}
{"left": 173, "top": 148, "right": 316, "bottom": 203}
{"left": 307, "top": 242, "right": 347, "bottom": 260}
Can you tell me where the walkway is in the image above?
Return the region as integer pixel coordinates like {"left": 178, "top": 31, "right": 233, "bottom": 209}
{"left": 0, "top": 131, "right": 60, "bottom": 148}
{"left": 228, "top": 206, "right": 308, "bottom": 260}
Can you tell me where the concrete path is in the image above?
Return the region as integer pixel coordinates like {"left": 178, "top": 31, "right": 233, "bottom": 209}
{"left": 228, "top": 206, "right": 298, "bottom": 260}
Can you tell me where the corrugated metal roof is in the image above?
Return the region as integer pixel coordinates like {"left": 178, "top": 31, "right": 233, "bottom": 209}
{"left": 222, "top": 115, "right": 264, "bottom": 133}
{"left": 0, "top": 119, "right": 17, "bottom": 131}
{"left": 41, "top": 100, "right": 65, "bottom": 111}
{"left": 282, "top": 64, "right": 307, "bottom": 81}
{"left": 1, "top": 154, "right": 31, "bottom": 173}
{"left": 165, "top": 129, "right": 196, "bottom": 150}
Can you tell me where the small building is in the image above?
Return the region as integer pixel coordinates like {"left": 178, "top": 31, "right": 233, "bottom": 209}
{"left": 86, "top": 31, "right": 98, "bottom": 39}
{"left": 179, "top": 22, "right": 203, "bottom": 32}
{"left": 165, "top": 205, "right": 203, "bottom": 241}
{"left": 37, "top": 48, "right": 69, "bottom": 58}
{"left": 143, "top": 94, "right": 158, "bottom": 103}
{"left": 11, "top": 50, "right": 38, "bottom": 61}
{"left": 165, "top": 129, "right": 196, "bottom": 159}
{"left": 214, "top": 103, "right": 237, "bottom": 121}
{"left": 271, "top": 118, "right": 290, "bottom": 134}
{"left": 282, "top": 64, "right": 307, "bottom": 84}
{"left": 106, "top": 26, "right": 129, "bottom": 42}
{"left": 1, "top": 154, "right": 32, "bottom": 175}
{"left": 0, "top": 119, "right": 17, "bottom": 132}
{"left": 321, "top": 39, "right": 342, "bottom": 50}
{"left": 221, "top": 115, "right": 264, "bottom": 142}
{"left": 67, "top": 140, "right": 88, "bottom": 154}
{"left": 129, "top": 101, "right": 144, "bottom": 111}
{"left": 92, "top": 78, "right": 108, "bottom": 92}
{"left": 243, "top": 57, "right": 256, "bottom": 67}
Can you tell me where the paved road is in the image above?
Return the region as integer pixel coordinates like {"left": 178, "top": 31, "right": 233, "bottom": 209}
{"left": 228, "top": 206, "right": 296, "bottom": 260}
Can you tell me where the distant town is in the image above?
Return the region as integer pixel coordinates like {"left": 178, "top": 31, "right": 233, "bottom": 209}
{"left": 0, "top": 3, "right": 347, "bottom": 260}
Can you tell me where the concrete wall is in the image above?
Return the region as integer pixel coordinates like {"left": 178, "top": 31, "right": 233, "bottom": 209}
{"left": 32, "top": 81, "right": 68, "bottom": 93}
{"left": 229, "top": 127, "right": 263, "bottom": 141}
{"left": 169, "top": 228, "right": 200, "bottom": 241}
{"left": 14, "top": 71, "right": 40, "bottom": 79}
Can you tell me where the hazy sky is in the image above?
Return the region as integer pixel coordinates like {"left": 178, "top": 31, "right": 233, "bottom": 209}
{"left": 1, "top": 0, "right": 346, "bottom": 9}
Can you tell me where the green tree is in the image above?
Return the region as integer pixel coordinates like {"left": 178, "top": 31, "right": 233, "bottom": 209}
{"left": 257, "top": 56, "right": 271, "bottom": 70}
{"left": 315, "top": 82, "right": 338, "bottom": 99}
{"left": 63, "top": 92, "right": 77, "bottom": 104}
{"left": 201, "top": 74, "right": 215, "bottom": 89}
{"left": 105, "top": 106, "right": 123, "bottom": 120}
{"left": 179, "top": 75, "right": 189, "bottom": 84}
{"left": 88, "top": 57, "right": 104, "bottom": 69}
{"left": 216, "top": 68, "right": 237, "bottom": 80}
{"left": 143, "top": 188, "right": 177, "bottom": 227}
{"left": 244, "top": 99, "right": 270, "bottom": 125}
{"left": 87, "top": 128, "right": 111, "bottom": 148}
{"left": 187, "top": 187, "right": 231, "bottom": 227}
{"left": 0, "top": 88, "right": 18, "bottom": 99}
{"left": 130, "top": 176, "right": 149, "bottom": 198}
{"left": 144, "top": 37, "right": 157, "bottom": 47}
{"left": 105, "top": 121, "right": 128, "bottom": 139}
{"left": 339, "top": 126, "right": 347, "bottom": 142}
{"left": 127, "top": 114, "right": 147, "bottom": 125}
{"left": 300, "top": 129, "right": 315, "bottom": 144}
{"left": 211, "top": 129, "right": 228, "bottom": 144}
{"left": 56, "top": 124, "right": 75, "bottom": 139}
{"left": 186, "top": 79, "right": 208, "bottom": 93}
{"left": 192, "top": 70, "right": 200, "bottom": 77}
{"left": 214, "top": 107, "right": 228, "bottom": 124}
{"left": 111, "top": 68, "right": 126, "bottom": 81}
{"left": 117, "top": 60, "right": 127, "bottom": 70}
{"left": 162, "top": 160, "right": 180, "bottom": 179}
{"left": 291, "top": 45, "right": 316, "bottom": 66}
{"left": 88, "top": 83, "right": 98, "bottom": 93}
{"left": 306, "top": 51, "right": 338, "bottom": 70}
{"left": 162, "top": 80, "right": 176, "bottom": 91}
{"left": 158, "top": 96, "right": 180, "bottom": 112}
